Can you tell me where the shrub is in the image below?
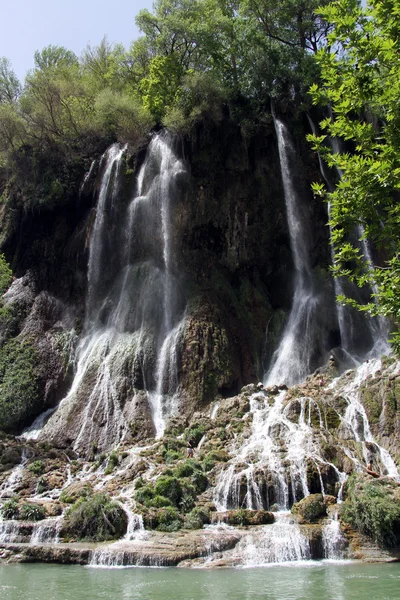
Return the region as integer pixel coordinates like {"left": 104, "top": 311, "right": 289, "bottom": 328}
{"left": 179, "top": 493, "right": 195, "bottom": 513}
{"left": 104, "top": 451, "right": 119, "bottom": 475}
{"left": 191, "top": 471, "right": 208, "bottom": 494}
{"left": 1, "top": 497, "right": 19, "bottom": 519}
{"left": 174, "top": 459, "right": 201, "bottom": 478}
{"left": 0, "top": 253, "right": 12, "bottom": 295}
{"left": 19, "top": 503, "right": 46, "bottom": 521}
{"left": 342, "top": 475, "right": 400, "bottom": 547}
{"left": 36, "top": 476, "right": 48, "bottom": 494}
{"left": 164, "top": 450, "right": 182, "bottom": 464}
{"left": 154, "top": 476, "right": 183, "bottom": 507}
{"left": 156, "top": 507, "right": 183, "bottom": 532}
{"left": 184, "top": 425, "right": 206, "bottom": 446}
{"left": 29, "top": 460, "right": 45, "bottom": 476}
{"left": 184, "top": 507, "right": 211, "bottom": 530}
{"left": 152, "top": 495, "right": 173, "bottom": 508}
{"left": 64, "top": 493, "right": 127, "bottom": 541}
{"left": 135, "top": 485, "right": 155, "bottom": 506}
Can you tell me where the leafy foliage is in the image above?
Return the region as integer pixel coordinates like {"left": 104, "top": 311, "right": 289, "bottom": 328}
{"left": 0, "top": 339, "right": 40, "bottom": 433}
{"left": 0, "top": 254, "right": 12, "bottom": 295}
{"left": 19, "top": 502, "right": 46, "bottom": 521}
{"left": 309, "top": 0, "right": 400, "bottom": 350}
{"left": 0, "top": 497, "right": 19, "bottom": 519}
{"left": 64, "top": 493, "right": 127, "bottom": 541}
{"left": 342, "top": 474, "right": 400, "bottom": 547}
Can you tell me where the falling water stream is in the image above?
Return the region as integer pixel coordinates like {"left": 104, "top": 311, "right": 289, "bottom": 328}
{"left": 28, "top": 132, "right": 188, "bottom": 451}
{"left": 265, "top": 117, "right": 322, "bottom": 386}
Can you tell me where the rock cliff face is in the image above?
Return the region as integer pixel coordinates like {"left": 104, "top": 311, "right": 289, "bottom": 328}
{"left": 0, "top": 114, "right": 333, "bottom": 445}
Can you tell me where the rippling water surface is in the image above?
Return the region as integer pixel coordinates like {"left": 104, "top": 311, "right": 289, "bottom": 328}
{"left": 1, "top": 562, "right": 400, "bottom": 600}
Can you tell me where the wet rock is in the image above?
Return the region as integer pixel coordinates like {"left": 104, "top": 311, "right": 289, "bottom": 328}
{"left": 211, "top": 510, "right": 274, "bottom": 526}
{"left": 292, "top": 493, "right": 326, "bottom": 523}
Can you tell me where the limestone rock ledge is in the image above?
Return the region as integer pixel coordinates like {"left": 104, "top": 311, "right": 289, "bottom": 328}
{"left": 1, "top": 524, "right": 400, "bottom": 568}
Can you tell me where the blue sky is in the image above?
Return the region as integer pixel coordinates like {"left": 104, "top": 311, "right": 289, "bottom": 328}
{"left": 1, "top": 0, "right": 154, "bottom": 82}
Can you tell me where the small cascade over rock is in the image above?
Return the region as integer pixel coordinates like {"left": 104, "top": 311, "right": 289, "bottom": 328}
{"left": 266, "top": 116, "right": 328, "bottom": 386}
{"left": 238, "top": 513, "right": 311, "bottom": 566}
{"left": 322, "top": 511, "right": 346, "bottom": 560}
{"left": 0, "top": 521, "right": 20, "bottom": 544}
{"left": 30, "top": 518, "right": 62, "bottom": 545}
{"left": 0, "top": 448, "right": 29, "bottom": 498}
{"left": 33, "top": 132, "right": 189, "bottom": 454}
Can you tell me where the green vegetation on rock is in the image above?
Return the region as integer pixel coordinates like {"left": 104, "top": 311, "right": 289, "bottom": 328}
{"left": 342, "top": 474, "right": 400, "bottom": 547}
{"left": 0, "top": 339, "right": 41, "bottom": 432}
{"left": 63, "top": 493, "right": 127, "bottom": 542}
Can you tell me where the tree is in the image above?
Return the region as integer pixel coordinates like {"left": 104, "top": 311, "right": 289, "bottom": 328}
{"left": 34, "top": 45, "right": 78, "bottom": 71}
{"left": 0, "top": 58, "right": 21, "bottom": 104}
{"left": 308, "top": 0, "right": 400, "bottom": 349}
{"left": 242, "top": 0, "right": 332, "bottom": 53}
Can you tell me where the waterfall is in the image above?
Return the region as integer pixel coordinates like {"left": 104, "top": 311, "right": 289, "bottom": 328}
{"left": 214, "top": 390, "right": 316, "bottom": 512}
{"left": 0, "top": 448, "right": 29, "bottom": 498}
{"left": 333, "top": 358, "right": 400, "bottom": 480}
{"left": 266, "top": 117, "right": 322, "bottom": 386}
{"left": 0, "top": 521, "right": 20, "bottom": 543}
{"left": 238, "top": 514, "right": 311, "bottom": 565}
{"left": 30, "top": 518, "right": 62, "bottom": 544}
{"left": 32, "top": 132, "right": 188, "bottom": 452}
{"left": 322, "top": 512, "right": 346, "bottom": 560}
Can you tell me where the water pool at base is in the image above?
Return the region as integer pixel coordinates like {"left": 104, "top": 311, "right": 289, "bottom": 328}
{"left": 1, "top": 562, "right": 400, "bottom": 600}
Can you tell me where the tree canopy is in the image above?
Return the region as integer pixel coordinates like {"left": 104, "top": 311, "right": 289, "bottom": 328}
{"left": 309, "top": 0, "right": 400, "bottom": 349}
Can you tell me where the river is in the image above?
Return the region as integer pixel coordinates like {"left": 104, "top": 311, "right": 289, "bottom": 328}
{"left": 1, "top": 562, "right": 400, "bottom": 599}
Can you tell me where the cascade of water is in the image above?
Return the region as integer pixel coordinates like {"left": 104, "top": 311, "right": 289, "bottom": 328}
{"left": 214, "top": 391, "right": 314, "bottom": 512}
{"left": 0, "top": 520, "right": 20, "bottom": 543}
{"left": 0, "top": 448, "right": 29, "bottom": 498}
{"left": 266, "top": 117, "right": 322, "bottom": 386}
{"left": 30, "top": 518, "right": 62, "bottom": 544}
{"left": 122, "top": 505, "right": 146, "bottom": 541}
{"left": 322, "top": 511, "right": 346, "bottom": 560}
{"left": 334, "top": 359, "right": 400, "bottom": 479}
{"left": 33, "top": 132, "right": 188, "bottom": 451}
{"left": 238, "top": 513, "right": 311, "bottom": 566}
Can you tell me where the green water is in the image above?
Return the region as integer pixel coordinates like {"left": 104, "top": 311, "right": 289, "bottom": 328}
{"left": 1, "top": 562, "right": 400, "bottom": 600}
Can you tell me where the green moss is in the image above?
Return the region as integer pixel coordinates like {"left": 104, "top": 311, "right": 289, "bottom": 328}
{"left": 291, "top": 494, "right": 326, "bottom": 522}
{"left": 360, "top": 386, "right": 382, "bottom": 426}
{"left": 324, "top": 406, "right": 341, "bottom": 431}
{"left": 0, "top": 254, "right": 12, "bottom": 295}
{"left": 0, "top": 339, "right": 41, "bottom": 432}
{"left": 28, "top": 460, "right": 45, "bottom": 476}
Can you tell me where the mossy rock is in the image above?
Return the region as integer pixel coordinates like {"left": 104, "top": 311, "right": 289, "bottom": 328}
{"left": 211, "top": 509, "right": 274, "bottom": 526}
{"left": 59, "top": 481, "right": 93, "bottom": 504}
{"left": 292, "top": 494, "right": 326, "bottom": 523}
